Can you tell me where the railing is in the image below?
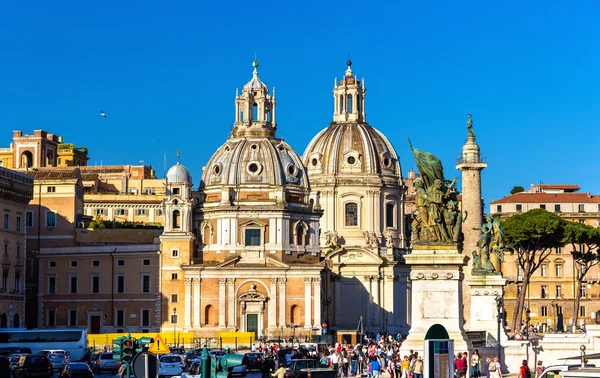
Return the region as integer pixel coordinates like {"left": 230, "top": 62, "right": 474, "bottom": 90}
{"left": 456, "top": 157, "right": 487, "bottom": 165}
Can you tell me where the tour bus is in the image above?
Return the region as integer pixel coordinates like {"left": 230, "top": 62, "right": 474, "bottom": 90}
{"left": 0, "top": 328, "right": 88, "bottom": 360}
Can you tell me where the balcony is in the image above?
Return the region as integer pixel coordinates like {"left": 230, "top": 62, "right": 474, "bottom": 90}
{"left": 456, "top": 157, "right": 487, "bottom": 165}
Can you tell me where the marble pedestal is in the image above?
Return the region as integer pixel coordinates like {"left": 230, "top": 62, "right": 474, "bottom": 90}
{"left": 400, "top": 244, "right": 471, "bottom": 355}
{"left": 467, "top": 275, "right": 508, "bottom": 342}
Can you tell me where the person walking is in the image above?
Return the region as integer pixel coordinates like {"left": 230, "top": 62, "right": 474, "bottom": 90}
{"left": 454, "top": 353, "right": 467, "bottom": 378}
{"left": 401, "top": 356, "right": 411, "bottom": 378}
{"left": 518, "top": 360, "right": 531, "bottom": 378}
{"left": 369, "top": 356, "right": 381, "bottom": 378}
{"left": 412, "top": 357, "right": 424, "bottom": 378}
{"left": 470, "top": 350, "right": 481, "bottom": 378}
{"left": 487, "top": 356, "right": 502, "bottom": 378}
{"left": 535, "top": 361, "right": 544, "bottom": 378}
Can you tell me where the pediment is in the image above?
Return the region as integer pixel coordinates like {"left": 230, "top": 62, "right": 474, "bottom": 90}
{"left": 239, "top": 219, "right": 267, "bottom": 227}
{"left": 327, "top": 247, "right": 384, "bottom": 265}
{"left": 86, "top": 305, "right": 103, "bottom": 314}
{"left": 217, "top": 255, "right": 241, "bottom": 267}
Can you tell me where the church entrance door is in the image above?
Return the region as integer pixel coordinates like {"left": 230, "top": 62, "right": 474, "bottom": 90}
{"left": 247, "top": 314, "right": 258, "bottom": 339}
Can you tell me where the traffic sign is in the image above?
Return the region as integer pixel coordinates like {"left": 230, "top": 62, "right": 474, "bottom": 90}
{"left": 148, "top": 334, "right": 170, "bottom": 354}
{"left": 132, "top": 352, "right": 159, "bottom": 378}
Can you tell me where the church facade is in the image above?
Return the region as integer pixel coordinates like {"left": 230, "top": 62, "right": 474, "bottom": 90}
{"left": 159, "top": 60, "right": 410, "bottom": 338}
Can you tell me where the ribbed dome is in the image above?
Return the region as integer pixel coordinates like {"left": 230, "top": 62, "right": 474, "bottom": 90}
{"left": 166, "top": 162, "right": 192, "bottom": 184}
{"left": 202, "top": 137, "right": 309, "bottom": 189}
{"left": 302, "top": 123, "right": 402, "bottom": 181}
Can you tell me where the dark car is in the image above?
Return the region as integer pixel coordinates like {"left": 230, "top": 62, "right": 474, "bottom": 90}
{"left": 244, "top": 353, "right": 264, "bottom": 371}
{"left": 0, "top": 356, "right": 10, "bottom": 378}
{"left": 58, "top": 363, "right": 94, "bottom": 378}
{"left": 13, "top": 355, "right": 53, "bottom": 378}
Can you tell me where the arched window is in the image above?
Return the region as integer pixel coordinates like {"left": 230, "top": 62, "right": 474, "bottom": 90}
{"left": 172, "top": 210, "right": 181, "bottom": 229}
{"left": 0, "top": 313, "right": 7, "bottom": 328}
{"left": 204, "top": 305, "right": 215, "bottom": 326}
{"left": 386, "top": 203, "right": 395, "bottom": 228}
{"left": 21, "top": 151, "right": 33, "bottom": 168}
{"left": 345, "top": 203, "right": 358, "bottom": 226}
{"left": 357, "top": 95, "right": 362, "bottom": 116}
{"left": 347, "top": 94, "right": 353, "bottom": 113}
{"left": 13, "top": 313, "right": 19, "bottom": 328}
{"left": 253, "top": 103, "right": 258, "bottom": 121}
{"left": 339, "top": 95, "right": 344, "bottom": 113}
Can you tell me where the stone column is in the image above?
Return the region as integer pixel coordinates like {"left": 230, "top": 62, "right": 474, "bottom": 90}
{"left": 184, "top": 278, "right": 192, "bottom": 330}
{"left": 313, "top": 278, "right": 321, "bottom": 329}
{"left": 269, "top": 278, "right": 278, "bottom": 330}
{"left": 279, "top": 278, "right": 287, "bottom": 327}
{"left": 227, "top": 278, "right": 236, "bottom": 329}
{"left": 193, "top": 278, "right": 201, "bottom": 328}
{"left": 304, "top": 278, "right": 312, "bottom": 328}
{"left": 218, "top": 279, "right": 226, "bottom": 328}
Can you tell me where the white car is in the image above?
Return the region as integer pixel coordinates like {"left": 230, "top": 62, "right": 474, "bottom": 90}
{"left": 159, "top": 354, "right": 184, "bottom": 377}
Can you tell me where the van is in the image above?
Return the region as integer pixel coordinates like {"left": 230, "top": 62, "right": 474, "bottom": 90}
{"left": 39, "top": 350, "right": 66, "bottom": 356}
{"left": 557, "top": 368, "right": 600, "bottom": 378}
{"left": 539, "top": 365, "right": 597, "bottom": 378}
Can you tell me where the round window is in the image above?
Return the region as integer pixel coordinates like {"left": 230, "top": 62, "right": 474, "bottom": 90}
{"left": 347, "top": 156, "right": 356, "bottom": 165}
{"left": 212, "top": 165, "right": 221, "bottom": 175}
{"left": 248, "top": 163, "right": 259, "bottom": 173}
{"left": 287, "top": 165, "right": 296, "bottom": 175}
{"left": 250, "top": 144, "right": 258, "bottom": 150}
{"left": 383, "top": 157, "right": 391, "bottom": 167}
{"left": 311, "top": 158, "right": 318, "bottom": 167}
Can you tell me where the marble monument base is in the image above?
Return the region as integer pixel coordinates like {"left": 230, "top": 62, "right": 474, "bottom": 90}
{"left": 467, "top": 275, "right": 508, "bottom": 342}
{"left": 400, "top": 244, "right": 471, "bottom": 355}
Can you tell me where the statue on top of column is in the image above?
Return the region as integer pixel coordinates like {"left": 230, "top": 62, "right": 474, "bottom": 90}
{"left": 466, "top": 114, "right": 475, "bottom": 139}
{"left": 408, "top": 140, "right": 462, "bottom": 245}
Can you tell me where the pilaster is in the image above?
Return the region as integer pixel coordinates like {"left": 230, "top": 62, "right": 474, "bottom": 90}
{"left": 304, "top": 278, "right": 312, "bottom": 328}
{"left": 218, "top": 278, "right": 226, "bottom": 328}
{"left": 269, "top": 278, "right": 278, "bottom": 329}
{"left": 313, "top": 278, "right": 321, "bottom": 329}
{"left": 227, "top": 278, "right": 236, "bottom": 329}
{"left": 279, "top": 278, "right": 287, "bottom": 327}
{"left": 184, "top": 278, "right": 192, "bottom": 330}
{"left": 193, "top": 278, "right": 201, "bottom": 328}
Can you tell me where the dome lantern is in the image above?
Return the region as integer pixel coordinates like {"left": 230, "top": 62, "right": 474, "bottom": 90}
{"left": 233, "top": 59, "right": 277, "bottom": 138}
{"left": 333, "top": 61, "right": 366, "bottom": 123}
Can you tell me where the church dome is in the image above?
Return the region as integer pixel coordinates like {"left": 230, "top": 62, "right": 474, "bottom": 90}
{"left": 202, "top": 137, "right": 309, "bottom": 189}
{"left": 303, "top": 123, "right": 402, "bottom": 182}
{"left": 166, "top": 162, "right": 192, "bottom": 184}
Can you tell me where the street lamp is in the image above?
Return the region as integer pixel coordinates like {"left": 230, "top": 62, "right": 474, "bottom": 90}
{"left": 551, "top": 300, "right": 557, "bottom": 332}
{"left": 172, "top": 307, "right": 177, "bottom": 347}
{"left": 524, "top": 306, "right": 531, "bottom": 339}
{"left": 495, "top": 296, "right": 503, "bottom": 360}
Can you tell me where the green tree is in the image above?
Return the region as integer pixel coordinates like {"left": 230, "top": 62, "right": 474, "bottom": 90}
{"left": 502, "top": 208, "right": 566, "bottom": 333}
{"left": 510, "top": 186, "right": 525, "bottom": 195}
{"left": 563, "top": 222, "right": 600, "bottom": 329}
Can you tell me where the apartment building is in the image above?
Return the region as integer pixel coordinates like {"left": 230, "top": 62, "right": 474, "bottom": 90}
{"left": 0, "top": 166, "right": 33, "bottom": 328}
{"left": 490, "top": 183, "right": 600, "bottom": 330}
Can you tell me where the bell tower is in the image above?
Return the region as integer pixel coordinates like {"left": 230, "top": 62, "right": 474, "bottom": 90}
{"left": 332, "top": 60, "right": 366, "bottom": 123}
{"left": 232, "top": 59, "right": 276, "bottom": 138}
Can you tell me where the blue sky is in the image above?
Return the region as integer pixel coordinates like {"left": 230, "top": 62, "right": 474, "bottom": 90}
{"left": 1, "top": 1, "right": 599, "bottom": 205}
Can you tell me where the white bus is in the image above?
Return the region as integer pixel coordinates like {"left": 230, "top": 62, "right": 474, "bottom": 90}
{"left": 0, "top": 328, "right": 88, "bottom": 360}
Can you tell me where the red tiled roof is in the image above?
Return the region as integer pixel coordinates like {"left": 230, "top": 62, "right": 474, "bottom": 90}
{"left": 492, "top": 192, "right": 600, "bottom": 204}
{"left": 24, "top": 168, "right": 82, "bottom": 180}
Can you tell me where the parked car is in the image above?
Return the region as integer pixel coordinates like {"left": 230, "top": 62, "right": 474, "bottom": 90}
{"left": 48, "top": 354, "right": 68, "bottom": 371}
{"left": 158, "top": 354, "right": 184, "bottom": 377}
{"left": 92, "top": 353, "right": 120, "bottom": 374}
{"left": 58, "top": 363, "right": 94, "bottom": 378}
{"left": 538, "top": 364, "right": 597, "bottom": 378}
{"left": 284, "top": 359, "right": 337, "bottom": 378}
{"left": 39, "top": 350, "right": 66, "bottom": 357}
{"left": 243, "top": 353, "right": 264, "bottom": 371}
{"left": 0, "top": 357, "right": 10, "bottom": 378}
{"left": 8, "top": 354, "right": 28, "bottom": 371}
{"left": 13, "top": 355, "right": 53, "bottom": 378}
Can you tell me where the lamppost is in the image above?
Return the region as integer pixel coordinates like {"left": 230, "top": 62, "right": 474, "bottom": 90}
{"left": 290, "top": 323, "right": 296, "bottom": 345}
{"left": 551, "top": 300, "right": 557, "bottom": 332}
{"left": 495, "top": 296, "right": 503, "bottom": 359}
{"left": 172, "top": 307, "right": 177, "bottom": 347}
